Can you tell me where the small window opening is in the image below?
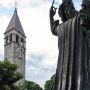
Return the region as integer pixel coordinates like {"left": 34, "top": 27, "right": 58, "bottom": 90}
{"left": 10, "top": 34, "right": 12, "bottom": 42}
{"left": 6, "top": 36, "right": 8, "bottom": 44}
{"left": 16, "top": 35, "right": 19, "bottom": 43}
{"left": 21, "top": 38, "right": 24, "bottom": 46}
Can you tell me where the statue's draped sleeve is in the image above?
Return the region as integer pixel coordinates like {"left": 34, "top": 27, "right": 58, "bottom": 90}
{"left": 50, "top": 15, "right": 59, "bottom": 36}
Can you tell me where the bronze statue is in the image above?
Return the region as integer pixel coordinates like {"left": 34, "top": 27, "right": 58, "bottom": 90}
{"left": 49, "top": 0, "right": 90, "bottom": 90}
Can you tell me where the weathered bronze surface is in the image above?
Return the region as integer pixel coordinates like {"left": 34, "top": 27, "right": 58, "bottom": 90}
{"left": 49, "top": 0, "right": 90, "bottom": 90}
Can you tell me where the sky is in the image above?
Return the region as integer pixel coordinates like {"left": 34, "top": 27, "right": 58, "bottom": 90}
{"left": 0, "top": 0, "right": 82, "bottom": 89}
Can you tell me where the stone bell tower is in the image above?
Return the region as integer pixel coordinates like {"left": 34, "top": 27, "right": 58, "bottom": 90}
{"left": 4, "top": 8, "right": 26, "bottom": 84}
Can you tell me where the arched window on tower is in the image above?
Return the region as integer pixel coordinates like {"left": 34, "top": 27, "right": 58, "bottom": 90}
{"left": 16, "top": 35, "right": 19, "bottom": 43}
{"left": 10, "top": 34, "right": 12, "bottom": 42}
{"left": 21, "top": 38, "right": 24, "bottom": 46}
{"left": 6, "top": 36, "right": 8, "bottom": 45}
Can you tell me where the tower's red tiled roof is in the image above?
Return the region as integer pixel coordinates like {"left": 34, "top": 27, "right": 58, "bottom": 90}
{"left": 5, "top": 8, "right": 26, "bottom": 37}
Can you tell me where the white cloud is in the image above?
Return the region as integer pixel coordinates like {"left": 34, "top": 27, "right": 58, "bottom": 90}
{"left": 74, "top": 1, "right": 82, "bottom": 11}
{"left": 0, "top": 0, "right": 14, "bottom": 9}
{"left": 0, "top": 0, "right": 57, "bottom": 8}
{"left": 0, "top": 14, "right": 9, "bottom": 56}
{"left": 28, "top": 66, "right": 36, "bottom": 70}
{"left": 17, "top": 3, "right": 59, "bottom": 62}
{"left": 26, "top": 62, "right": 56, "bottom": 88}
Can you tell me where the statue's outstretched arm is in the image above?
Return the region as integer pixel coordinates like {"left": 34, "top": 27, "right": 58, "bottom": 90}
{"left": 49, "top": 6, "right": 59, "bottom": 36}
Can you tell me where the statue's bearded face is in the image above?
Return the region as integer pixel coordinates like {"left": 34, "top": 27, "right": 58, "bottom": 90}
{"left": 58, "top": 1, "right": 78, "bottom": 22}
{"left": 58, "top": 4, "right": 67, "bottom": 22}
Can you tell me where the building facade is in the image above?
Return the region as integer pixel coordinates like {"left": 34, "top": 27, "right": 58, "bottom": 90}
{"left": 4, "top": 8, "right": 26, "bottom": 84}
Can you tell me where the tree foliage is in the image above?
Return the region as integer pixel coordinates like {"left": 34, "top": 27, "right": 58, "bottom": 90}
{"left": 44, "top": 74, "right": 55, "bottom": 90}
{"left": 0, "top": 59, "right": 23, "bottom": 90}
{"left": 18, "top": 80, "right": 43, "bottom": 90}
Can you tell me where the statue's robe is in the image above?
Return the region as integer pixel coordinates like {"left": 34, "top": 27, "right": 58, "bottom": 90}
{"left": 51, "top": 15, "right": 90, "bottom": 90}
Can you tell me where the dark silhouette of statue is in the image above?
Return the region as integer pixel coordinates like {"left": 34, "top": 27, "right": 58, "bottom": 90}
{"left": 49, "top": 0, "right": 90, "bottom": 90}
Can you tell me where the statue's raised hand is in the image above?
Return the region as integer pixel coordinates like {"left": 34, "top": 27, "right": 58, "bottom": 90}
{"left": 50, "top": 6, "right": 57, "bottom": 18}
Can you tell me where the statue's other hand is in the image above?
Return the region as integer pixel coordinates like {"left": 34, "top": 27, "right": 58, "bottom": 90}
{"left": 50, "top": 6, "right": 56, "bottom": 18}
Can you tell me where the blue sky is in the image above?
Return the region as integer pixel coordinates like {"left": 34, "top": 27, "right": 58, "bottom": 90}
{"left": 0, "top": 0, "right": 82, "bottom": 88}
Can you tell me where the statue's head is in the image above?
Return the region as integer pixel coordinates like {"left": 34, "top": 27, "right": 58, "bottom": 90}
{"left": 58, "top": 3, "right": 67, "bottom": 22}
{"left": 62, "top": 0, "right": 72, "bottom": 4}
{"left": 58, "top": 1, "right": 78, "bottom": 22}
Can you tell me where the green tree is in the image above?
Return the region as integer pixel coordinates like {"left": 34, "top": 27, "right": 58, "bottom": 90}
{"left": 0, "top": 59, "right": 23, "bottom": 90}
{"left": 19, "top": 80, "right": 43, "bottom": 90}
{"left": 44, "top": 74, "right": 55, "bottom": 90}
